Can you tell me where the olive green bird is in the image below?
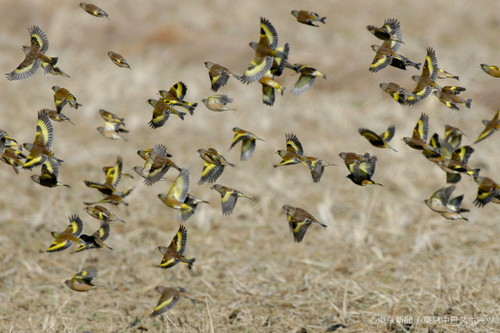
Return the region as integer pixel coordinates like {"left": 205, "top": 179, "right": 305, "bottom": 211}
{"left": 379, "top": 82, "right": 411, "bottom": 104}
{"left": 23, "top": 109, "right": 63, "bottom": 170}
{"left": 291, "top": 10, "right": 326, "bottom": 27}
{"left": 287, "top": 63, "right": 326, "bottom": 95}
{"left": 282, "top": 205, "right": 327, "bottom": 243}
{"left": 84, "top": 156, "right": 124, "bottom": 195}
{"left": 405, "top": 47, "right": 438, "bottom": 105}
{"left": 138, "top": 144, "right": 182, "bottom": 186}
{"left": 1, "top": 146, "right": 25, "bottom": 173}
{"left": 433, "top": 86, "right": 472, "bottom": 110}
{"left": 150, "top": 286, "right": 198, "bottom": 318}
{"left": 148, "top": 98, "right": 185, "bottom": 128}
{"left": 108, "top": 51, "right": 130, "bottom": 69}
{"left": 31, "top": 157, "right": 69, "bottom": 188}
{"left": 0, "top": 132, "right": 26, "bottom": 173}
{"left": 274, "top": 133, "right": 307, "bottom": 168}
{"left": 474, "top": 109, "right": 499, "bottom": 144}
{"left": 45, "top": 109, "right": 75, "bottom": 125}
{"left": 480, "top": 64, "right": 500, "bottom": 78}
{"left": 358, "top": 125, "right": 397, "bottom": 151}
{"left": 159, "top": 81, "right": 198, "bottom": 115}
{"left": 75, "top": 221, "right": 113, "bottom": 252}
{"left": 339, "top": 152, "right": 369, "bottom": 173}
{"left": 156, "top": 225, "right": 195, "bottom": 270}
{"left": 79, "top": 3, "right": 109, "bottom": 18}
{"left": 370, "top": 44, "right": 420, "bottom": 71}
{"left": 157, "top": 168, "right": 192, "bottom": 216}
{"left": 240, "top": 17, "right": 289, "bottom": 84}
{"left": 84, "top": 188, "right": 134, "bottom": 206}
{"left": 202, "top": 94, "right": 236, "bottom": 112}
{"left": 302, "top": 156, "right": 336, "bottom": 183}
{"left": 436, "top": 145, "right": 476, "bottom": 184}
{"left": 424, "top": 185, "right": 469, "bottom": 222}
{"left": 366, "top": 18, "right": 404, "bottom": 44}
{"left": 197, "top": 148, "right": 235, "bottom": 184}
{"left": 229, "top": 127, "right": 264, "bottom": 161}
{"left": 259, "top": 71, "right": 285, "bottom": 106}
{"left": 339, "top": 152, "right": 382, "bottom": 186}
{"left": 97, "top": 109, "right": 128, "bottom": 141}
{"left": 65, "top": 268, "right": 99, "bottom": 292}
{"left": 472, "top": 171, "right": 499, "bottom": 207}
{"left": 204, "top": 61, "right": 241, "bottom": 92}
{"left": 211, "top": 184, "right": 252, "bottom": 216}
{"left": 85, "top": 204, "right": 126, "bottom": 223}
{"left": 46, "top": 215, "right": 84, "bottom": 252}
{"left": 52, "top": 86, "right": 82, "bottom": 112}
{"left": 402, "top": 113, "right": 433, "bottom": 151}
{"left": 6, "top": 26, "right": 58, "bottom": 81}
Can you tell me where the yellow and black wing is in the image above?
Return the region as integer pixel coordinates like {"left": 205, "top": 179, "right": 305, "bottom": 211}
{"left": 151, "top": 291, "right": 181, "bottom": 317}
{"left": 285, "top": 133, "right": 303, "bottom": 155}
{"left": 168, "top": 168, "right": 190, "bottom": 203}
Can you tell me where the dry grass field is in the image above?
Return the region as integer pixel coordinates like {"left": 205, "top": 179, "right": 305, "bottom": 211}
{"left": 0, "top": 0, "right": 499, "bottom": 332}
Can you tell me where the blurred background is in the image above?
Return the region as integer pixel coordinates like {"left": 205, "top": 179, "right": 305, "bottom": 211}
{"left": 0, "top": 1, "right": 498, "bottom": 332}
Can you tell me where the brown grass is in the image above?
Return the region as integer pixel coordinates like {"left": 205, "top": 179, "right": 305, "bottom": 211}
{"left": 0, "top": 0, "right": 499, "bottom": 332}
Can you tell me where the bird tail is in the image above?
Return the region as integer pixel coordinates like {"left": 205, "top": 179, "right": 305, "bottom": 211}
{"left": 182, "top": 257, "right": 196, "bottom": 270}
{"left": 469, "top": 168, "right": 481, "bottom": 178}
{"left": 48, "top": 56, "right": 58, "bottom": 67}
{"left": 320, "top": 17, "right": 327, "bottom": 24}
{"left": 465, "top": 99, "right": 472, "bottom": 109}
{"left": 317, "top": 221, "right": 328, "bottom": 228}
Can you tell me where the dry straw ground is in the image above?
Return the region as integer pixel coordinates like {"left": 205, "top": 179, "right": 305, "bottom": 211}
{"left": 0, "top": 0, "right": 499, "bottom": 332}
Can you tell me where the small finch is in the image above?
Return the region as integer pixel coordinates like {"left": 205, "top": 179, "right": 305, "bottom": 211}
{"left": 282, "top": 205, "right": 327, "bottom": 242}
{"left": 46, "top": 215, "right": 84, "bottom": 253}
{"left": 405, "top": 47, "right": 438, "bottom": 105}
{"left": 52, "top": 86, "right": 82, "bottom": 112}
{"left": 273, "top": 133, "right": 306, "bottom": 168}
{"left": 107, "top": 51, "right": 130, "bottom": 69}
{"left": 229, "top": 127, "right": 264, "bottom": 161}
{"left": 259, "top": 71, "right": 285, "bottom": 106}
{"left": 75, "top": 221, "right": 113, "bottom": 252}
{"left": 197, "top": 148, "right": 235, "bottom": 184}
{"left": 367, "top": 18, "right": 404, "bottom": 44}
{"left": 302, "top": 156, "right": 335, "bottom": 183}
{"left": 379, "top": 82, "right": 411, "bottom": 104}
{"left": 287, "top": 63, "right": 326, "bottom": 95}
{"left": 65, "top": 269, "right": 98, "bottom": 292}
{"left": 474, "top": 109, "right": 499, "bottom": 144}
{"left": 150, "top": 286, "right": 198, "bottom": 318}
{"left": 480, "top": 64, "right": 500, "bottom": 78}
{"left": 211, "top": 184, "right": 252, "bottom": 215}
{"left": 358, "top": 125, "right": 397, "bottom": 151}
{"left": 156, "top": 225, "right": 195, "bottom": 270}
{"left": 6, "top": 26, "right": 58, "bottom": 81}
{"left": 23, "top": 109, "right": 62, "bottom": 170}
{"left": 240, "top": 17, "right": 289, "bottom": 84}
{"left": 204, "top": 61, "right": 241, "bottom": 92}
{"left": 158, "top": 168, "right": 192, "bottom": 217}
{"left": 291, "top": 10, "right": 326, "bottom": 27}
{"left": 202, "top": 94, "right": 236, "bottom": 112}
{"left": 85, "top": 204, "right": 126, "bottom": 223}
{"left": 96, "top": 109, "right": 128, "bottom": 141}
{"left": 79, "top": 3, "right": 109, "bottom": 18}
{"left": 424, "top": 185, "right": 469, "bottom": 222}
{"left": 138, "top": 144, "right": 182, "bottom": 186}
{"left": 31, "top": 157, "right": 69, "bottom": 188}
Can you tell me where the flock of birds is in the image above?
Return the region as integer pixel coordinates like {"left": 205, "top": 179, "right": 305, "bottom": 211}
{"left": 1, "top": 4, "right": 499, "bottom": 321}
